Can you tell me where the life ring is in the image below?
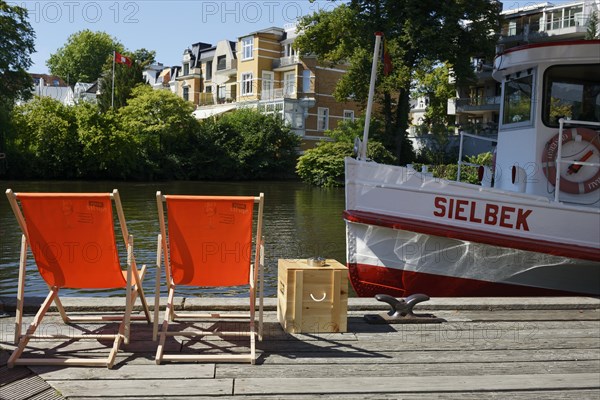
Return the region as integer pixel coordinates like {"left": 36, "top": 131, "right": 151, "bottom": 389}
{"left": 541, "top": 127, "right": 600, "bottom": 194}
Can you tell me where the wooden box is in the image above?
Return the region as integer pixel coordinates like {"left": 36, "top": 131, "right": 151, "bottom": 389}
{"left": 277, "top": 259, "right": 348, "bottom": 333}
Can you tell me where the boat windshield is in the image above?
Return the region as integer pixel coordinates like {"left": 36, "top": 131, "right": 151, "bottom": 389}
{"left": 502, "top": 70, "right": 534, "bottom": 126}
{"left": 542, "top": 64, "right": 600, "bottom": 127}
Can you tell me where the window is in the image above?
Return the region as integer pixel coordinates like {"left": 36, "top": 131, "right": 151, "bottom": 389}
{"left": 205, "top": 85, "right": 212, "bottom": 93}
{"left": 217, "top": 56, "right": 226, "bottom": 70}
{"left": 262, "top": 71, "right": 274, "bottom": 100}
{"left": 242, "top": 36, "right": 253, "bottom": 60}
{"left": 542, "top": 64, "right": 600, "bottom": 127}
{"left": 502, "top": 70, "right": 534, "bottom": 126}
{"left": 183, "top": 63, "right": 189, "bottom": 76}
{"left": 205, "top": 61, "right": 212, "bottom": 80}
{"left": 284, "top": 72, "right": 296, "bottom": 96}
{"left": 302, "top": 70, "right": 312, "bottom": 93}
{"left": 317, "top": 107, "right": 329, "bottom": 131}
{"left": 241, "top": 72, "right": 253, "bottom": 95}
{"left": 343, "top": 110, "right": 355, "bottom": 122}
{"left": 183, "top": 87, "right": 189, "bottom": 101}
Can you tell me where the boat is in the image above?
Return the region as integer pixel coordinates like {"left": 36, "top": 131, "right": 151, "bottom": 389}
{"left": 344, "top": 37, "right": 600, "bottom": 297}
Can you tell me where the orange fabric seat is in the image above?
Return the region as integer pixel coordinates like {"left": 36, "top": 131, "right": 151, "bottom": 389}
{"left": 5, "top": 189, "right": 151, "bottom": 369}
{"left": 154, "top": 192, "right": 265, "bottom": 364}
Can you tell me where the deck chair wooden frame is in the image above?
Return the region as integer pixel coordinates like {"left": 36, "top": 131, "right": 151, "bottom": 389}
{"left": 5, "top": 189, "right": 152, "bottom": 368}
{"left": 153, "top": 192, "right": 264, "bottom": 364}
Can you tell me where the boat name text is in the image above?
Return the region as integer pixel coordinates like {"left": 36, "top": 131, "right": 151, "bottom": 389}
{"left": 433, "top": 197, "right": 532, "bottom": 231}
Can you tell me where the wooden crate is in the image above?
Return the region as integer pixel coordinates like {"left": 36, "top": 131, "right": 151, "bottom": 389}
{"left": 277, "top": 259, "right": 348, "bottom": 333}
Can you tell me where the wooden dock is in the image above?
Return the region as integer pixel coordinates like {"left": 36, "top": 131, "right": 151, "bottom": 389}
{"left": 1, "top": 296, "right": 599, "bottom": 399}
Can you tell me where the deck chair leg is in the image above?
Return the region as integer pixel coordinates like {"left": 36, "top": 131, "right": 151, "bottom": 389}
{"left": 155, "top": 285, "right": 175, "bottom": 364}
{"left": 14, "top": 235, "right": 27, "bottom": 345}
{"left": 8, "top": 288, "right": 58, "bottom": 368}
{"left": 132, "top": 264, "right": 152, "bottom": 323}
{"left": 153, "top": 235, "right": 163, "bottom": 341}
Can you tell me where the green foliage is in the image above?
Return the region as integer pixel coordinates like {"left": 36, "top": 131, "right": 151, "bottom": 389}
{"left": 97, "top": 48, "right": 156, "bottom": 111}
{"left": 5, "top": 91, "right": 300, "bottom": 181}
{"left": 414, "top": 151, "right": 493, "bottom": 184}
{"left": 209, "top": 109, "right": 301, "bottom": 179}
{"left": 413, "top": 62, "right": 455, "bottom": 131}
{"left": 586, "top": 11, "right": 599, "bottom": 40}
{"left": 46, "top": 30, "right": 123, "bottom": 83}
{"left": 296, "top": 0, "right": 501, "bottom": 161}
{"left": 296, "top": 118, "right": 396, "bottom": 187}
{"left": 75, "top": 103, "right": 138, "bottom": 179}
{"left": 0, "top": 1, "right": 35, "bottom": 105}
{"left": 10, "top": 97, "right": 81, "bottom": 178}
{"left": 117, "top": 85, "right": 197, "bottom": 179}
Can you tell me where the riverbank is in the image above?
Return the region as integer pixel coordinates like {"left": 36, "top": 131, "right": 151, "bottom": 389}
{"left": 1, "top": 296, "right": 599, "bottom": 399}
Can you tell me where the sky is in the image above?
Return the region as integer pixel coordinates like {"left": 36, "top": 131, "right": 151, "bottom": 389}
{"left": 8, "top": 0, "right": 574, "bottom": 75}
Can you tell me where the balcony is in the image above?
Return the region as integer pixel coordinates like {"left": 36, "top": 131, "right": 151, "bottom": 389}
{"left": 272, "top": 55, "right": 300, "bottom": 69}
{"left": 259, "top": 87, "right": 297, "bottom": 101}
{"left": 455, "top": 96, "right": 501, "bottom": 113}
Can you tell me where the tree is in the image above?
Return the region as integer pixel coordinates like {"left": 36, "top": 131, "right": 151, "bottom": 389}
{"left": 296, "top": 118, "right": 396, "bottom": 187}
{"left": 0, "top": 1, "right": 35, "bottom": 104}
{"left": 585, "top": 10, "right": 599, "bottom": 39}
{"left": 10, "top": 97, "right": 81, "bottom": 178}
{"left": 97, "top": 48, "right": 156, "bottom": 111}
{"left": 118, "top": 85, "right": 198, "bottom": 179}
{"left": 75, "top": 102, "right": 138, "bottom": 179}
{"left": 46, "top": 30, "right": 123, "bottom": 84}
{"left": 296, "top": 0, "right": 501, "bottom": 163}
{"left": 0, "top": 0, "right": 35, "bottom": 164}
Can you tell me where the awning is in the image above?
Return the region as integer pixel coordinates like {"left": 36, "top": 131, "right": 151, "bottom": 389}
{"left": 192, "top": 104, "right": 237, "bottom": 119}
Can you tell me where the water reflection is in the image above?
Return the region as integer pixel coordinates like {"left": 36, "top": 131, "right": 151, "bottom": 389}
{"left": 0, "top": 181, "right": 346, "bottom": 297}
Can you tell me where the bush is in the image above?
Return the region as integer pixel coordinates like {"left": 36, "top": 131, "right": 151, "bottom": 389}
{"left": 296, "top": 119, "right": 396, "bottom": 187}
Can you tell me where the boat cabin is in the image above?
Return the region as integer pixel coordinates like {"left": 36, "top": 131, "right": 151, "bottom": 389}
{"left": 490, "top": 40, "right": 600, "bottom": 206}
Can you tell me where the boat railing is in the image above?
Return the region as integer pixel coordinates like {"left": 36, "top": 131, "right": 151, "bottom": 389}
{"left": 554, "top": 118, "right": 600, "bottom": 202}
{"left": 456, "top": 132, "right": 497, "bottom": 183}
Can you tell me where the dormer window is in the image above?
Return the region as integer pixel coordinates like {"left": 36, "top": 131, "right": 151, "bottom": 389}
{"left": 217, "top": 56, "right": 226, "bottom": 71}
{"left": 242, "top": 36, "right": 253, "bottom": 60}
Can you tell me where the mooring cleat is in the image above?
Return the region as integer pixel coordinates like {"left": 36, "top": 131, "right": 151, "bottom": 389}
{"left": 364, "top": 293, "right": 445, "bottom": 324}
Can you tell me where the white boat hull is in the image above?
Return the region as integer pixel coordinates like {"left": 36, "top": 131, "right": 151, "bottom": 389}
{"left": 344, "top": 158, "right": 600, "bottom": 297}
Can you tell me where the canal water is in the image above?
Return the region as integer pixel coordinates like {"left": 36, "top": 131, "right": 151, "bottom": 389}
{"left": 0, "top": 180, "right": 347, "bottom": 298}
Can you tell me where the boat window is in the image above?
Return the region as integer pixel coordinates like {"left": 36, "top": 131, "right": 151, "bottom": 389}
{"left": 502, "top": 70, "right": 534, "bottom": 126}
{"left": 542, "top": 64, "right": 600, "bottom": 127}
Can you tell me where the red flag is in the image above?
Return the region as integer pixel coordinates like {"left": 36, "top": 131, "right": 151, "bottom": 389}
{"left": 381, "top": 39, "right": 392, "bottom": 76}
{"left": 115, "top": 52, "right": 132, "bottom": 67}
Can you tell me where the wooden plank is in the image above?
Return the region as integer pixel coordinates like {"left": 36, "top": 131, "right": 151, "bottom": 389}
{"left": 27, "top": 388, "right": 65, "bottom": 400}
{"left": 234, "top": 373, "right": 600, "bottom": 395}
{"left": 46, "top": 378, "right": 233, "bottom": 397}
{"left": 0, "top": 365, "right": 31, "bottom": 386}
{"left": 249, "top": 348, "right": 600, "bottom": 364}
{"left": 31, "top": 363, "right": 215, "bottom": 380}
{"left": 216, "top": 360, "right": 600, "bottom": 379}
{"left": 67, "top": 390, "right": 600, "bottom": 400}
{"left": 0, "top": 375, "right": 54, "bottom": 400}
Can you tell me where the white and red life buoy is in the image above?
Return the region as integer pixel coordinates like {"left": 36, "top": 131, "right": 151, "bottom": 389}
{"left": 542, "top": 128, "right": 600, "bottom": 194}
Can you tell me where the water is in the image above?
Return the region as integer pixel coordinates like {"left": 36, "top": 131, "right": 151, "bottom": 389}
{"left": 0, "top": 180, "right": 347, "bottom": 298}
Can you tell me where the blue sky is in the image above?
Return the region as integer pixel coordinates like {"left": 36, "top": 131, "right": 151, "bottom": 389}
{"left": 10, "top": 0, "right": 571, "bottom": 74}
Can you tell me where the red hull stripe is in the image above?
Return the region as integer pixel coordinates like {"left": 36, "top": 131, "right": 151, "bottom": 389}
{"left": 344, "top": 210, "right": 600, "bottom": 262}
{"left": 348, "top": 262, "right": 585, "bottom": 298}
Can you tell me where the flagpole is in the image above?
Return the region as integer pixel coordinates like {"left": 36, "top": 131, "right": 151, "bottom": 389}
{"left": 360, "top": 32, "right": 383, "bottom": 161}
{"left": 111, "top": 51, "right": 116, "bottom": 109}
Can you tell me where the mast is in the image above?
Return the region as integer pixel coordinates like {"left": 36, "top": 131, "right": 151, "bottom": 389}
{"left": 360, "top": 32, "right": 383, "bottom": 161}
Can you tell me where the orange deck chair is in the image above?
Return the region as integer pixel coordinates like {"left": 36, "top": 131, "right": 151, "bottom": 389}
{"left": 153, "top": 192, "right": 264, "bottom": 364}
{"left": 5, "top": 189, "right": 152, "bottom": 368}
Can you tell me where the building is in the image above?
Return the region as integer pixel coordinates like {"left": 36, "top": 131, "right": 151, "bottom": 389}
{"left": 21, "top": 74, "right": 75, "bottom": 106}
{"left": 158, "top": 23, "right": 362, "bottom": 150}
{"left": 448, "top": 0, "right": 599, "bottom": 135}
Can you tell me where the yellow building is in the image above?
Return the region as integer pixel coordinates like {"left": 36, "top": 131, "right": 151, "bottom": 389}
{"left": 173, "top": 23, "right": 362, "bottom": 149}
